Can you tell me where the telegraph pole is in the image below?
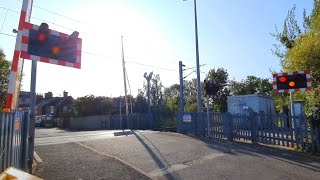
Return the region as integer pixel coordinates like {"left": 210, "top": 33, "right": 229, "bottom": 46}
{"left": 179, "top": 61, "right": 185, "bottom": 113}
{"left": 121, "top": 36, "right": 129, "bottom": 115}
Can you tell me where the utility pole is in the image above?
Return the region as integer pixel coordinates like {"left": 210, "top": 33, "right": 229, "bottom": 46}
{"left": 193, "top": 0, "right": 202, "bottom": 112}
{"left": 119, "top": 95, "right": 122, "bottom": 129}
{"left": 156, "top": 79, "right": 159, "bottom": 112}
{"left": 179, "top": 61, "right": 185, "bottom": 113}
{"left": 121, "top": 36, "right": 129, "bottom": 115}
{"left": 125, "top": 68, "right": 133, "bottom": 114}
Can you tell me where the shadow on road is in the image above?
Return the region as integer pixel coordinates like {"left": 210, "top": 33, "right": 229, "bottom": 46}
{"left": 114, "top": 130, "right": 134, "bottom": 136}
{"left": 132, "top": 130, "right": 176, "bottom": 180}
{"left": 202, "top": 137, "right": 320, "bottom": 173}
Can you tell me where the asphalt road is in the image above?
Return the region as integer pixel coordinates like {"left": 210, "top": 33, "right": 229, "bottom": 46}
{"left": 34, "top": 129, "right": 320, "bottom": 180}
{"left": 35, "top": 128, "right": 155, "bottom": 146}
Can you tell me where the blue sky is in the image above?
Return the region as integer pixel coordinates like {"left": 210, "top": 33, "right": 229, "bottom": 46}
{"left": 0, "top": 0, "right": 314, "bottom": 98}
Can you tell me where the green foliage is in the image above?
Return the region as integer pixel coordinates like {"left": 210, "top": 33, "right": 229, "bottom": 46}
{"left": 271, "top": 5, "right": 302, "bottom": 59}
{"left": 134, "top": 89, "right": 148, "bottom": 113}
{"left": 163, "top": 84, "right": 180, "bottom": 112}
{"left": 229, "top": 76, "right": 273, "bottom": 97}
{"left": 150, "top": 74, "right": 164, "bottom": 111}
{"left": 272, "top": 0, "right": 320, "bottom": 114}
{"left": 183, "top": 78, "right": 198, "bottom": 112}
{"left": 0, "top": 49, "right": 10, "bottom": 109}
{"left": 73, "top": 95, "right": 112, "bottom": 117}
{"left": 285, "top": 30, "right": 320, "bottom": 86}
{"left": 206, "top": 68, "right": 230, "bottom": 112}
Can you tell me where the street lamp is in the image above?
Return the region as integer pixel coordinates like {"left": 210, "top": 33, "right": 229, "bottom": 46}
{"left": 184, "top": 0, "right": 202, "bottom": 112}
{"left": 144, "top": 72, "right": 153, "bottom": 113}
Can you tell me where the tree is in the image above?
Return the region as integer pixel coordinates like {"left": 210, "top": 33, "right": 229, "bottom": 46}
{"left": 163, "top": 84, "right": 180, "bottom": 112}
{"left": 134, "top": 89, "right": 148, "bottom": 113}
{"left": 184, "top": 78, "right": 198, "bottom": 112}
{"left": 143, "top": 74, "right": 164, "bottom": 112}
{"left": 229, "top": 76, "right": 273, "bottom": 97}
{"left": 151, "top": 74, "right": 163, "bottom": 111}
{"left": 73, "top": 95, "right": 112, "bottom": 117}
{"left": 272, "top": 1, "right": 320, "bottom": 114}
{"left": 206, "top": 68, "right": 230, "bottom": 112}
{"left": 271, "top": 5, "right": 302, "bottom": 59}
{"left": 0, "top": 49, "right": 10, "bottom": 109}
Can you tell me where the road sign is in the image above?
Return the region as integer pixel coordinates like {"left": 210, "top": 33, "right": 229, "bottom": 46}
{"left": 20, "top": 22, "right": 82, "bottom": 69}
{"left": 183, "top": 114, "right": 192, "bottom": 122}
{"left": 273, "top": 70, "right": 312, "bottom": 93}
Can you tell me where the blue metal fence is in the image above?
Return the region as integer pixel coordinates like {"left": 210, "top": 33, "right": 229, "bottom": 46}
{"left": 0, "top": 110, "right": 29, "bottom": 172}
{"left": 110, "top": 113, "right": 153, "bottom": 130}
{"left": 178, "top": 112, "right": 320, "bottom": 152}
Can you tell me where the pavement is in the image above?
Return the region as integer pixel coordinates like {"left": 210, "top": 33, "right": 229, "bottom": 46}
{"left": 34, "top": 129, "right": 320, "bottom": 180}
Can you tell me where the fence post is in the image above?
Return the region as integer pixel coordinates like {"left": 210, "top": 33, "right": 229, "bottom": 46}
{"left": 250, "top": 112, "right": 258, "bottom": 144}
{"left": 21, "top": 111, "right": 29, "bottom": 171}
{"left": 202, "top": 113, "right": 206, "bottom": 137}
{"left": 177, "top": 113, "right": 181, "bottom": 133}
{"left": 227, "top": 113, "right": 233, "bottom": 141}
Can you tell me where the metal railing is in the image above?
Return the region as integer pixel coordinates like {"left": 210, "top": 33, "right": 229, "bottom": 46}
{"left": 0, "top": 110, "right": 29, "bottom": 172}
{"left": 178, "top": 112, "right": 320, "bottom": 153}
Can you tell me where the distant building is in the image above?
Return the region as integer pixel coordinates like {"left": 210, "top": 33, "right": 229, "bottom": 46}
{"left": 35, "top": 91, "right": 74, "bottom": 118}
{"left": 18, "top": 91, "right": 43, "bottom": 110}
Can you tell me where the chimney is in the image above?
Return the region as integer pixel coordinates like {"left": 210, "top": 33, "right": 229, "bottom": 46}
{"left": 44, "top": 92, "right": 53, "bottom": 98}
{"left": 63, "top": 91, "right": 68, "bottom": 98}
{"left": 36, "top": 94, "right": 43, "bottom": 102}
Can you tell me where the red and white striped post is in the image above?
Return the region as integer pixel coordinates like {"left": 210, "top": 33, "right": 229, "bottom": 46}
{"left": 5, "top": 0, "right": 33, "bottom": 111}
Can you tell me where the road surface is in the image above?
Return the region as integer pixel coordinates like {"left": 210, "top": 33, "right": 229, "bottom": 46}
{"left": 34, "top": 128, "right": 320, "bottom": 180}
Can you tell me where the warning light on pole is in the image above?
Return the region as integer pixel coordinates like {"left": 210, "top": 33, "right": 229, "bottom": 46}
{"left": 273, "top": 71, "right": 312, "bottom": 93}
{"left": 20, "top": 22, "right": 82, "bottom": 69}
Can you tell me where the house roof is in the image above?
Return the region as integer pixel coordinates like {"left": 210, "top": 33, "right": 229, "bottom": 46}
{"left": 36, "top": 96, "right": 74, "bottom": 107}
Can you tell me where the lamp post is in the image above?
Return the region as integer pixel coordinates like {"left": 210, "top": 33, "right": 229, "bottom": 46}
{"left": 184, "top": 0, "right": 202, "bottom": 112}
{"left": 144, "top": 72, "right": 153, "bottom": 113}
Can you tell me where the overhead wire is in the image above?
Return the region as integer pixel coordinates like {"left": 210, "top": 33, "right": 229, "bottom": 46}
{"left": 16, "top": 0, "right": 82, "bottom": 23}
{"left": 0, "top": 6, "right": 84, "bottom": 34}
{"left": 0, "top": 8, "right": 9, "bottom": 32}
{"left": 183, "top": 64, "right": 206, "bottom": 71}
{"left": 125, "top": 61, "right": 177, "bottom": 72}
{"left": 2, "top": 3, "right": 179, "bottom": 73}
{"left": 183, "top": 69, "right": 196, "bottom": 79}
{"left": 0, "top": 32, "right": 16, "bottom": 37}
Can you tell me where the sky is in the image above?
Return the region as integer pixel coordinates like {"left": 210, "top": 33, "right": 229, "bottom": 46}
{"left": 0, "top": 0, "right": 314, "bottom": 98}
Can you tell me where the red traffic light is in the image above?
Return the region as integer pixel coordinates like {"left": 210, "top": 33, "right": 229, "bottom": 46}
{"left": 279, "top": 77, "right": 286, "bottom": 83}
{"left": 37, "top": 33, "right": 47, "bottom": 42}
{"left": 36, "top": 23, "right": 49, "bottom": 43}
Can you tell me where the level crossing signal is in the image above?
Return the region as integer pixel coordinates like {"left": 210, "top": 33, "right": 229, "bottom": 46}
{"left": 204, "top": 80, "right": 219, "bottom": 97}
{"left": 273, "top": 71, "right": 312, "bottom": 93}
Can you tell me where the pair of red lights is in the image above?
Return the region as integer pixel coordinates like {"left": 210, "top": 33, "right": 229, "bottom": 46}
{"left": 279, "top": 77, "right": 295, "bottom": 87}
{"left": 37, "top": 33, "right": 60, "bottom": 55}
